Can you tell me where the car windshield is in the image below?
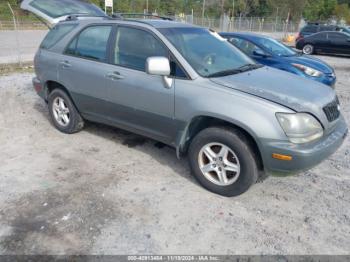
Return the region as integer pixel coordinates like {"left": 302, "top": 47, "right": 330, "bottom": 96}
{"left": 340, "top": 28, "right": 350, "bottom": 34}
{"left": 257, "top": 38, "right": 297, "bottom": 57}
{"left": 159, "top": 27, "right": 257, "bottom": 77}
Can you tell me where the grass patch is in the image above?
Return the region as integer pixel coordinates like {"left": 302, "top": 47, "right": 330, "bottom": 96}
{"left": 0, "top": 62, "right": 34, "bottom": 76}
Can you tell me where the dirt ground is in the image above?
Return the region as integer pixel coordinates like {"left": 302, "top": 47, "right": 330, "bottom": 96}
{"left": 0, "top": 55, "right": 349, "bottom": 255}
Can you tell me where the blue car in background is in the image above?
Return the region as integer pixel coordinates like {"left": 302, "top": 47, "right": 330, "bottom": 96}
{"left": 220, "top": 32, "right": 336, "bottom": 87}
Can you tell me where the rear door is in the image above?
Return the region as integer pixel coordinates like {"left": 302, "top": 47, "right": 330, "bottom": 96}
{"left": 57, "top": 24, "right": 114, "bottom": 117}
{"left": 21, "top": 0, "right": 106, "bottom": 25}
{"left": 310, "top": 32, "right": 331, "bottom": 53}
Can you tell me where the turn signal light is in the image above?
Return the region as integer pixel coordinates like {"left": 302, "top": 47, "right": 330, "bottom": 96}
{"left": 272, "top": 153, "right": 293, "bottom": 161}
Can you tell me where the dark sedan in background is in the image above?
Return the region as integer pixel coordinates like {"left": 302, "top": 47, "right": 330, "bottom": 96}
{"left": 296, "top": 31, "right": 350, "bottom": 56}
{"left": 220, "top": 32, "right": 336, "bottom": 87}
{"left": 296, "top": 23, "right": 350, "bottom": 42}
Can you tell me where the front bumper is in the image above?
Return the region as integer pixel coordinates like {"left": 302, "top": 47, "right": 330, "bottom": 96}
{"left": 318, "top": 75, "right": 336, "bottom": 88}
{"left": 260, "top": 115, "right": 348, "bottom": 175}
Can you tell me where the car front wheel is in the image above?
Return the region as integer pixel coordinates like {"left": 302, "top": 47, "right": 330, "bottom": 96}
{"left": 188, "top": 127, "right": 259, "bottom": 197}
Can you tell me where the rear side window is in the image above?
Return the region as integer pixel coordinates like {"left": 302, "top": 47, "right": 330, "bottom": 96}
{"left": 41, "top": 24, "right": 76, "bottom": 49}
{"left": 302, "top": 25, "right": 318, "bottom": 33}
{"left": 228, "top": 37, "right": 263, "bottom": 56}
{"left": 312, "top": 32, "right": 327, "bottom": 40}
{"left": 65, "top": 25, "right": 112, "bottom": 62}
{"left": 320, "top": 26, "right": 334, "bottom": 31}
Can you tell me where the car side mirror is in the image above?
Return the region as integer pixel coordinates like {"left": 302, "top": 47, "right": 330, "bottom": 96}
{"left": 146, "top": 57, "right": 171, "bottom": 76}
{"left": 253, "top": 50, "right": 268, "bottom": 57}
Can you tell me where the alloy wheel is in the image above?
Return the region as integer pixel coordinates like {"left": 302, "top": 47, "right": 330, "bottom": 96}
{"left": 303, "top": 45, "right": 313, "bottom": 55}
{"left": 198, "top": 142, "right": 241, "bottom": 186}
{"left": 52, "top": 97, "right": 70, "bottom": 127}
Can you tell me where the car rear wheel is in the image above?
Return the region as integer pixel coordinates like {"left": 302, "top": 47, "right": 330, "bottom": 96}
{"left": 188, "top": 127, "right": 259, "bottom": 197}
{"left": 48, "top": 89, "right": 84, "bottom": 134}
{"left": 302, "top": 44, "right": 314, "bottom": 55}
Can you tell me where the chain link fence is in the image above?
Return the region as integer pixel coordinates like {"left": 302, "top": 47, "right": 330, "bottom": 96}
{"left": 0, "top": 12, "right": 301, "bottom": 65}
{"left": 175, "top": 15, "right": 301, "bottom": 35}
{"left": 0, "top": 20, "right": 47, "bottom": 30}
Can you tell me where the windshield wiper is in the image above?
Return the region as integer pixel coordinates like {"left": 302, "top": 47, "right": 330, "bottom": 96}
{"left": 207, "top": 64, "right": 262, "bottom": 78}
{"left": 237, "top": 63, "right": 263, "bottom": 72}
{"left": 207, "top": 68, "right": 242, "bottom": 78}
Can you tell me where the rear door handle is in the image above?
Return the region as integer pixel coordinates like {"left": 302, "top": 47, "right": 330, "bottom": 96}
{"left": 105, "top": 71, "right": 124, "bottom": 81}
{"left": 60, "top": 61, "right": 72, "bottom": 69}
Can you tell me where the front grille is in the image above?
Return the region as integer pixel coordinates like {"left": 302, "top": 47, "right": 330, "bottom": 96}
{"left": 323, "top": 99, "right": 340, "bottom": 122}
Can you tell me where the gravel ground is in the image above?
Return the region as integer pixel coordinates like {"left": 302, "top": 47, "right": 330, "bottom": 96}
{"left": 0, "top": 55, "right": 349, "bottom": 255}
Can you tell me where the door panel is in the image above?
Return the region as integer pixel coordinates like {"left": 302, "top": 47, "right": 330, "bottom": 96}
{"left": 328, "top": 33, "right": 350, "bottom": 54}
{"left": 312, "top": 33, "right": 331, "bottom": 53}
{"left": 102, "top": 64, "right": 177, "bottom": 143}
{"left": 58, "top": 25, "right": 113, "bottom": 116}
{"left": 101, "top": 26, "right": 177, "bottom": 144}
{"left": 58, "top": 56, "right": 112, "bottom": 117}
{"left": 346, "top": 39, "right": 350, "bottom": 54}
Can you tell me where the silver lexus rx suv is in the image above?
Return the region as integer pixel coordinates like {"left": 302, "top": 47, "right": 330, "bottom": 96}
{"left": 21, "top": 0, "right": 348, "bottom": 196}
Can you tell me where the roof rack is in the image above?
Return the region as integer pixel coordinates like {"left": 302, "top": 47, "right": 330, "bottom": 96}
{"left": 111, "top": 13, "right": 173, "bottom": 21}
{"left": 65, "top": 14, "right": 109, "bottom": 21}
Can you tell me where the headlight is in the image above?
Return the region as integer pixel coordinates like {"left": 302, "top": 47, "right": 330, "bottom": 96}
{"left": 292, "top": 63, "right": 323, "bottom": 77}
{"left": 276, "top": 113, "right": 323, "bottom": 144}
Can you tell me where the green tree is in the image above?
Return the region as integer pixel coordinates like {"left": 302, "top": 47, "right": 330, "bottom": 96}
{"left": 303, "top": 0, "right": 337, "bottom": 21}
{"left": 334, "top": 3, "right": 350, "bottom": 22}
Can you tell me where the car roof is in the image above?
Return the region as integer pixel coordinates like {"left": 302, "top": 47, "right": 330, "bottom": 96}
{"left": 60, "top": 17, "right": 199, "bottom": 29}
{"left": 312, "top": 30, "right": 345, "bottom": 34}
{"left": 135, "top": 19, "right": 199, "bottom": 28}
{"left": 220, "top": 32, "right": 271, "bottom": 40}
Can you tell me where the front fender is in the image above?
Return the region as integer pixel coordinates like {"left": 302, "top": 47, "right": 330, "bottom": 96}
{"left": 174, "top": 78, "right": 293, "bottom": 157}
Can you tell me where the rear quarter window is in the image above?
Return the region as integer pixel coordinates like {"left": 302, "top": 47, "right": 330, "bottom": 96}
{"left": 302, "top": 26, "right": 318, "bottom": 33}
{"left": 320, "top": 26, "right": 335, "bottom": 31}
{"left": 40, "top": 24, "right": 76, "bottom": 50}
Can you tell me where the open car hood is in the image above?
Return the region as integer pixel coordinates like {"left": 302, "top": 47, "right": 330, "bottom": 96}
{"left": 20, "top": 0, "right": 106, "bottom": 25}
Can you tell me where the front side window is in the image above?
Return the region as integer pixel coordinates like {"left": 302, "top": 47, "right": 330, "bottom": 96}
{"left": 257, "top": 38, "right": 296, "bottom": 57}
{"left": 228, "top": 37, "right": 264, "bottom": 56}
{"left": 159, "top": 28, "right": 256, "bottom": 78}
{"left": 29, "top": 0, "right": 105, "bottom": 18}
{"left": 41, "top": 24, "right": 76, "bottom": 49}
{"left": 114, "top": 26, "right": 168, "bottom": 71}
{"left": 66, "top": 25, "right": 112, "bottom": 62}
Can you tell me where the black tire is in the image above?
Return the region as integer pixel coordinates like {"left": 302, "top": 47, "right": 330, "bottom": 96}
{"left": 188, "top": 127, "right": 259, "bottom": 197}
{"left": 48, "top": 89, "right": 84, "bottom": 134}
{"left": 302, "top": 44, "right": 314, "bottom": 55}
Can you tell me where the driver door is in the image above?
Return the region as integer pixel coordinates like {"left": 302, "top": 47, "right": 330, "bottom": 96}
{"left": 101, "top": 25, "right": 177, "bottom": 144}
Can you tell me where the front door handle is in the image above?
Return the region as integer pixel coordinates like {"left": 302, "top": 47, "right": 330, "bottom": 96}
{"left": 106, "top": 71, "right": 124, "bottom": 81}
{"left": 60, "top": 61, "right": 72, "bottom": 69}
